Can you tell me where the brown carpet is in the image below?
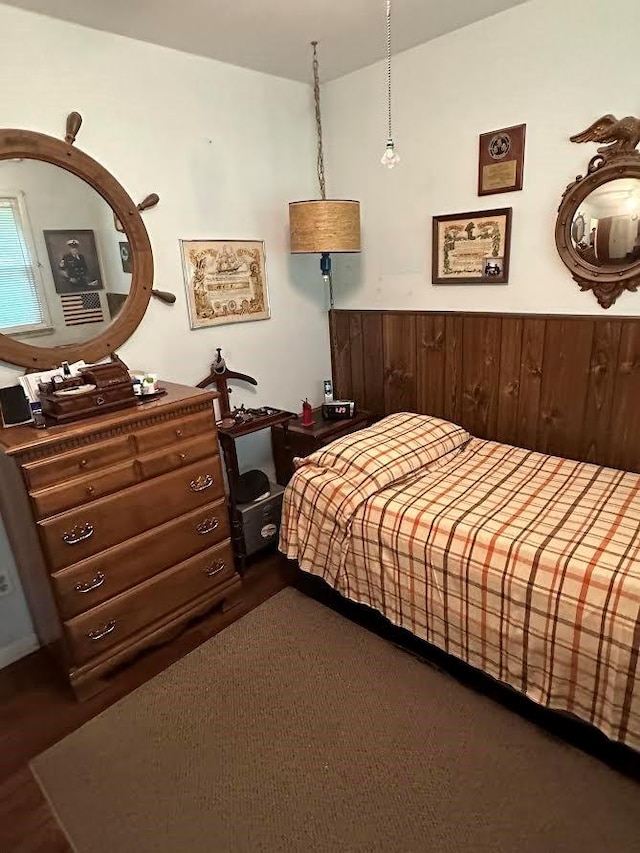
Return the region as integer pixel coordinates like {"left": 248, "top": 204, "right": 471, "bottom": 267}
{"left": 32, "top": 589, "right": 640, "bottom": 853}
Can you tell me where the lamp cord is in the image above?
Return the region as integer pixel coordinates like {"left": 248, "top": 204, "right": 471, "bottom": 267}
{"left": 386, "top": 0, "right": 393, "bottom": 142}
{"left": 312, "top": 41, "right": 327, "bottom": 200}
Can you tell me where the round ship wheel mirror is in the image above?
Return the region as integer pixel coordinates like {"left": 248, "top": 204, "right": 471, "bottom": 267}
{"left": 556, "top": 112, "right": 640, "bottom": 309}
{"left": 0, "top": 113, "right": 164, "bottom": 368}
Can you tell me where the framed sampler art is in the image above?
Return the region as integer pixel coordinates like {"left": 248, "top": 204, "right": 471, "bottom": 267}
{"left": 432, "top": 208, "right": 512, "bottom": 285}
{"left": 180, "top": 239, "right": 270, "bottom": 329}
{"left": 478, "top": 124, "right": 526, "bottom": 196}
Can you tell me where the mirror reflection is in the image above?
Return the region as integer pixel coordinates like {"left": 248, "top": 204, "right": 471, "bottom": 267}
{"left": 0, "top": 158, "right": 132, "bottom": 348}
{"left": 571, "top": 178, "right": 640, "bottom": 267}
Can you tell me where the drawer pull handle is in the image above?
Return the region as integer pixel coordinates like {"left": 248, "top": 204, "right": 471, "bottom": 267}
{"left": 196, "top": 517, "right": 219, "bottom": 535}
{"left": 62, "top": 523, "right": 94, "bottom": 545}
{"left": 79, "top": 459, "right": 88, "bottom": 468}
{"left": 96, "top": 396, "right": 106, "bottom": 406}
{"left": 179, "top": 452, "right": 187, "bottom": 461}
{"left": 86, "top": 485, "right": 95, "bottom": 496}
{"left": 87, "top": 620, "right": 116, "bottom": 641}
{"left": 176, "top": 429, "right": 183, "bottom": 438}
{"left": 190, "top": 474, "right": 214, "bottom": 492}
{"left": 204, "top": 560, "right": 225, "bottom": 577}
{"left": 75, "top": 572, "right": 105, "bottom": 594}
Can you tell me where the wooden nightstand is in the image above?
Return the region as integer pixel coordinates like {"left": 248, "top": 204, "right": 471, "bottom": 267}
{"left": 271, "top": 407, "right": 372, "bottom": 486}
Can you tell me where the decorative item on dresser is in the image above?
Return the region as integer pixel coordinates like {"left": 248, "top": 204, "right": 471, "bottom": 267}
{"left": 37, "top": 361, "right": 138, "bottom": 423}
{"left": 556, "top": 111, "right": 640, "bottom": 308}
{"left": 0, "top": 382, "right": 240, "bottom": 699}
{"left": 271, "top": 406, "right": 372, "bottom": 487}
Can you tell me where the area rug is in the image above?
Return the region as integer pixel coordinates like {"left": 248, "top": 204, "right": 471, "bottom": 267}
{"left": 32, "top": 588, "right": 640, "bottom": 852}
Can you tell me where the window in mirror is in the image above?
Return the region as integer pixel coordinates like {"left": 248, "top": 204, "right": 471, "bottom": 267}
{"left": 0, "top": 158, "right": 134, "bottom": 349}
{"left": 0, "top": 194, "right": 50, "bottom": 334}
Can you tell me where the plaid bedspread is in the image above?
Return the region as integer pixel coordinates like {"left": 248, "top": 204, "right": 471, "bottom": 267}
{"left": 280, "top": 413, "right": 640, "bottom": 751}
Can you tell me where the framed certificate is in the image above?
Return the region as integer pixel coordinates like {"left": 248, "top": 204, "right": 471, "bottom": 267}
{"left": 180, "top": 239, "right": 270, "bottom": 329}
{"left": 478, "top": 124, "right": 526, "bottom": 196}
{"left": 432, "top": 208, "right": 512, "bottom": 285}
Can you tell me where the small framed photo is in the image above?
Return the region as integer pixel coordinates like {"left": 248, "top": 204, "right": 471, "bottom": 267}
{"left": 119, "top": 241, "right": 132, "bottom": 273}
{"left": 483, "top": 256, "right": 504, "bottom": 278}
{"left": 478, "top": 124, "right": 526, "bottom": 196}
{"left": 432, "top": 208, "right": 512, "bottom": 285}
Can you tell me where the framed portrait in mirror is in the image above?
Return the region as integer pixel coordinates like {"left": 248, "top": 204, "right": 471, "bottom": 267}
{"left": 571, "top": 213, "right": 586, "bottom": 245}
{"left": 44, "top": 229, "right": 104, "bottom": 294}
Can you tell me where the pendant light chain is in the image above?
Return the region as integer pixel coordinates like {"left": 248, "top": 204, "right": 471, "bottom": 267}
{"left": 381, "top": 0, "right": 400, "bottom": 167}
{"left": 311, "top": 41, "right": 327, "bottom": 200}
{"left": 386, "top": 0, "right": 393, "bottom": 143}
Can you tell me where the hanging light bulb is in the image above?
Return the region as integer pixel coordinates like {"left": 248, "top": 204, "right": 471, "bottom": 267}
{"left": 381, "top": 139, "right": 400, "bottom": 169}
{"left": 381, "top": 0, "right": 400, "bottom": 168}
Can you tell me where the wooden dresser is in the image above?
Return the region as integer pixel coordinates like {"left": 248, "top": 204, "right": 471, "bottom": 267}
{"left": 0, "top": 382, "right": 241, "bottom": 698}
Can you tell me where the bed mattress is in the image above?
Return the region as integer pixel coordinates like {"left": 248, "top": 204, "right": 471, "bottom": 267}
{"left": 280, "top": 413, "right": 640, "bottom": 751}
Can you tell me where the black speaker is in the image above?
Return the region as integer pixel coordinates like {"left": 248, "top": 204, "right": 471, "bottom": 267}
{"left": 0, "top": 385, "right": 33, "bottom": 427}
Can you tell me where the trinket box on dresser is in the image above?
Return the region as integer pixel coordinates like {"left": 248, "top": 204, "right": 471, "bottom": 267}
{"left": 38, "top": 362, "right": 136, "bottom": 422}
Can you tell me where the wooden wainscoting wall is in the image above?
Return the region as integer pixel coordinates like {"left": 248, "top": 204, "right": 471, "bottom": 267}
{"left": 329, "top": 310, "right": 640, "bottom": 473}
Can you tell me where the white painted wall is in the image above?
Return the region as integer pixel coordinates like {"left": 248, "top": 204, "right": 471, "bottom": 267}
{"left": 0, "top": 3, "right": 328, "bottom": 664}
{"left": 322, "top": 0, "right": 640, "bottom": 316}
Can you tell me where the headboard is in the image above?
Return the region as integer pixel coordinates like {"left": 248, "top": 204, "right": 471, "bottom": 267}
{"left": 329, "top": 309, "right": 640, "bottom": 473}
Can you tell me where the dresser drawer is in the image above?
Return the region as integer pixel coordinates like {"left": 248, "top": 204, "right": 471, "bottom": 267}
{"left": 39, "top": 455, "right": 225, "bottom": 571}
{"left": 64, "top": 539, "right": 235, "bottom": 665}
{"left": 23, "top": 435, "right": 135, "bottom": 491}
{"left": 134, "top": 410, "right": 215, "bottom": 454}
{"left": 52, "top": 498, "right": 231, "bottom": 619}
{"left": 30, "top": 461, "right": 139, "bottom": 519}
{"left": 137, "top": 433, "right": 220, "bottom": 480}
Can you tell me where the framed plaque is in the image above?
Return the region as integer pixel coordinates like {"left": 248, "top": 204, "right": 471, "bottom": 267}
{"left": 432, "top": 208, "right": 512, "bottom": 285}
{"left": 478, "top": 124, "right": 526, "bottom": 196}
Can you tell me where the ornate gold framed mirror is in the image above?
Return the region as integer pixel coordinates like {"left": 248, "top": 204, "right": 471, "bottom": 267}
{"left": 556, "top": 113, "right": 640, "bottom": 309}
{"left": 0, "top": 113, "right": 169, "bottom": 368}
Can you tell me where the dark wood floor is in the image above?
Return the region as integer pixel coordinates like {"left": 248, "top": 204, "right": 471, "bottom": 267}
{"left": 0, "top": 553, "right": 295, "bottom": 853}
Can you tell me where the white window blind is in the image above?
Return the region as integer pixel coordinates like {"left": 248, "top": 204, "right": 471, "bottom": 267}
{"left": 0, "top": 196, "right": 46, "bottom": 332}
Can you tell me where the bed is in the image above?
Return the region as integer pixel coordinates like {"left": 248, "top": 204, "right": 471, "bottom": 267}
{"left": 279, "top": 413, "right": 640, "bottom": 751}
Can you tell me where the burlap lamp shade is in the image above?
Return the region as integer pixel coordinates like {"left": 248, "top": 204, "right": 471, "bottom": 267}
{"left": 289, "top": 200, "right": 361, "bottom": 254}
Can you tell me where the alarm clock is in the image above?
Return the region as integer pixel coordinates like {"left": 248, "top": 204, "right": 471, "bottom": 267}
{"left": 322, "top": 400, "right": 356, "bottom": 420}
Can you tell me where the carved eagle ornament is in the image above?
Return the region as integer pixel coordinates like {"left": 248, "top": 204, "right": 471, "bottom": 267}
{"left": 570, "top": 114, "right": 640, "bottom": 155}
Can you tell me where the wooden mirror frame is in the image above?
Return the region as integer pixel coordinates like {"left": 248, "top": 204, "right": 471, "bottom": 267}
{"left": 0, "top": 115, "right": 155, "bottom": 368}
{"left": 556, "top": 113, "right": 640, "bottom": 310}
